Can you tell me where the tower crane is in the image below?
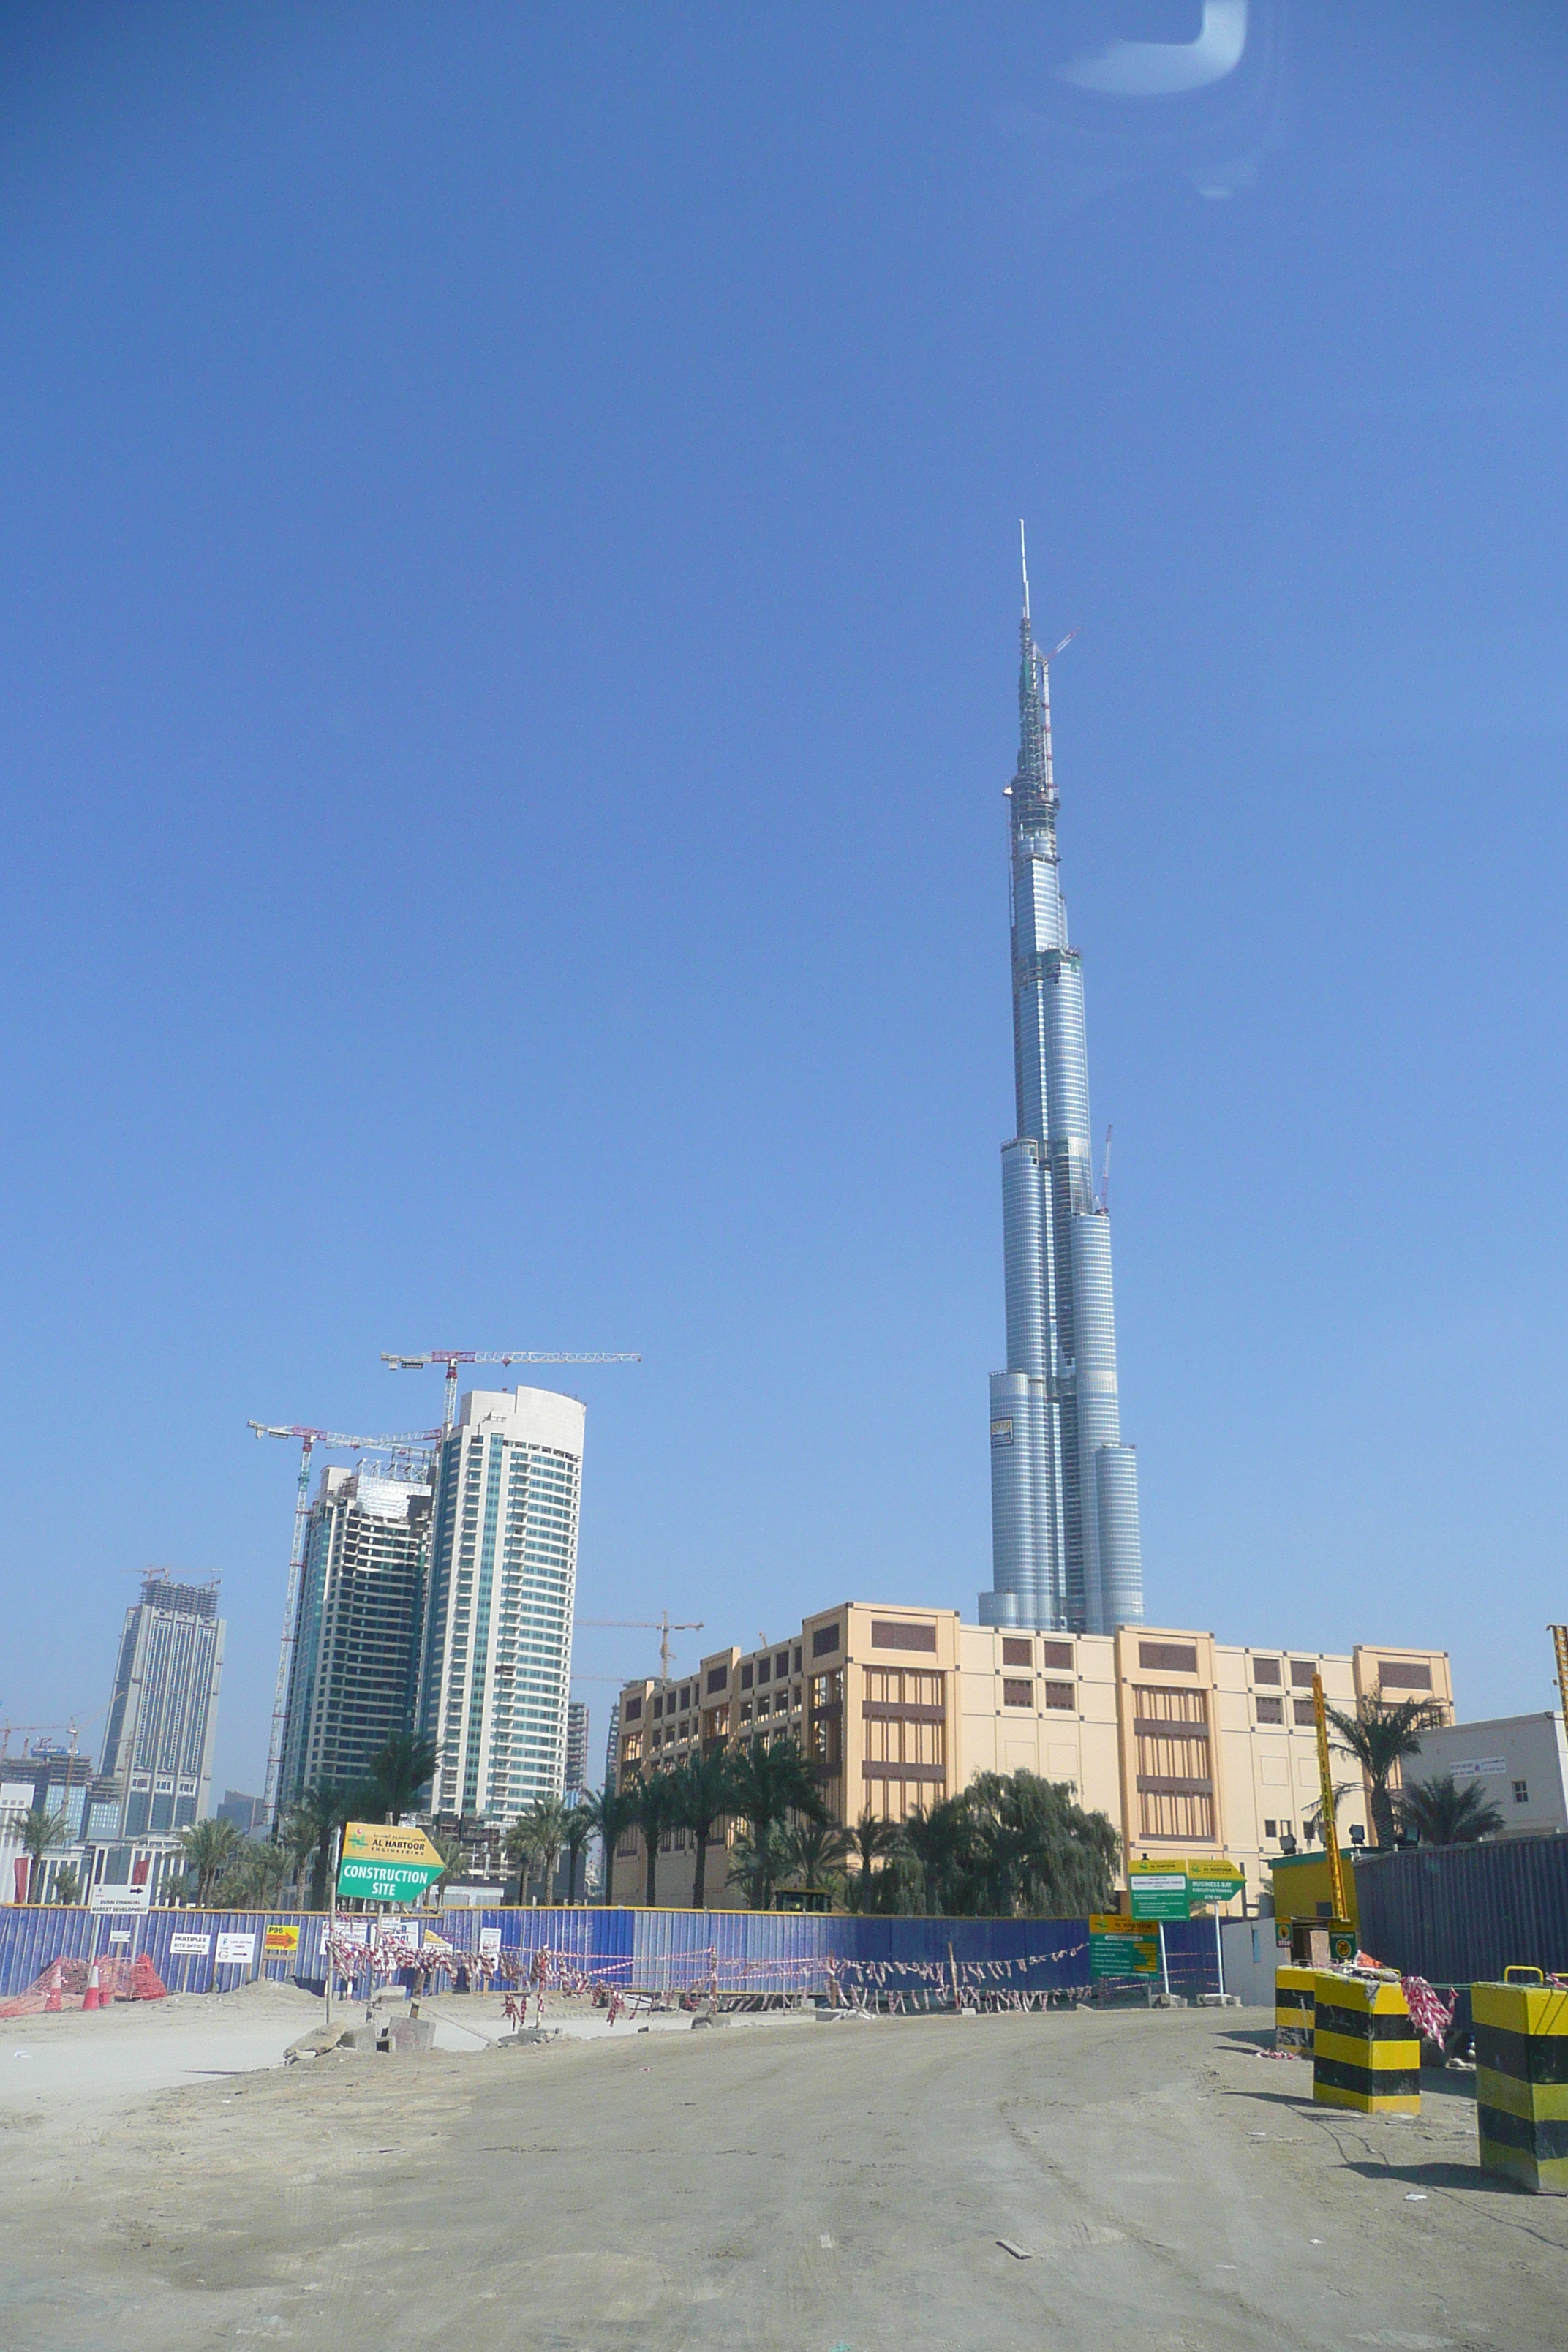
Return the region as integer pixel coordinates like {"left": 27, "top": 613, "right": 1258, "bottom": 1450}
{"left": 382, "top": 1348, "right": 641, "bottom": 1432}
{"left": 579, "top": 1613, "right": 705, "bottom": 1685}
{"left": 249, "top": 1420, "right": 441, "bottom": 1820}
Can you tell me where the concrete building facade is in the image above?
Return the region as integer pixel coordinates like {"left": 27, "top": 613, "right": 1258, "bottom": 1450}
{"left": 99, "top": 1575, "right": 225, "bottom": 1836}
{"left": 565, "top": 1700, "right": 589, "bottom": 1795}
{"left": 1402, "top": 1712, "right": 1568, "bottom": 1841}
{"left": 417, "top": 1387, "right": 584, "bottom": 1819}
{"left": 611, "top": 1604, "right": 1452, "bottom": 1912}
{"left": 277, "top": 1465, "right": 434, "bottom": 1809}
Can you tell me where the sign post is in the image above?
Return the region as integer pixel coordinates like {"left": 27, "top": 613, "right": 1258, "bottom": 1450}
{"left": 1088, "top": 1915, "right": 1161, "bottom": 1982}
{"left": 1186, "top": 1858, "right": 1245, "bottom": 2000}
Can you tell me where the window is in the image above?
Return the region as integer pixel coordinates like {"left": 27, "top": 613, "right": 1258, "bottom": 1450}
{"left": 652, "top": 1695, "right": 663, "bottom": 1718}
{"left": 1002, "top": 1638, "right": 1033, "bottom": 1667}
{"left": 623, "top": 1695, "right": 641, "bottom": 1722}
{"left": 757, "top": 1656, "right": 771, "bottom": 1684}
{"left": 740, "top": 1662, "right": 753, "bottom": 1690}
{"left": 679, "top": 1685, "right": 691, "bottom": 1709}
{"left": 1044, "top": 1681, "right": 1074, "bottom": 1711}
{"left": 775, "top": 1651, "right": 789, "bottom": 1678}
{"left": 1252, "top": 1657, "right": 1281, "bottom": 1686}
{"left": 1255, "top": 1696, "right": 1284, "bottom": 1725}
{"left": 1513, "top": 1779, "right": 1529, "bottom": 1804}
{"left": 1263, "top": 1818, "right": 1277, "bottom": 1838}
{"left": 706, "top": 1666, "right": 728, "bottom": 1695}
{"left": 813, "top": 1624, "right": 840, "bottom": 1657}
{"left": 1003, "top": 1679, "right": 1033, "bottom": 1708}
{"left": 1379, "top": 1660, "right": 1433, "bottom": 1692}
{"left": 872, "top": 1619, "right": 938, "bottom": 1653}
{"left": 1040, "top": 1640, "right": 1074, "bottom": 1670}
{"left": 1293, "top": 1698, "right": 1316, "bottom": 1727}
{"left": 1139, "top": 1641, "right": 1197, "bottom": 1675}
{"left": 793, "top": 1646, "right": 802, "bottom": 1673}
{"left": 1290, "top": 1659, "right": 1316, "bottom": 1686}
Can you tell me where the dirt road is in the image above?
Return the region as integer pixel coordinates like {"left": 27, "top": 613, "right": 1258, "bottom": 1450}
{"left": 1, "top": 1995, "right": 1564, "bottom": 2349}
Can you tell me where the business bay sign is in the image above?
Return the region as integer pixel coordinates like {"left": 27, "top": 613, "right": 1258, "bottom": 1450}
{"left": 336, "top": 1822, "right": 446, "bottom": 1905}
{"left": 1128, "top": 1857, "right": 1245, "bottom": 1921}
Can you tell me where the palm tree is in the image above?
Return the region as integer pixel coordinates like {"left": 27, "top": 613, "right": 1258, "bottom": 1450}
{"left": 843, "top": 1808, "right": 901, "bottom": 1912}
{"left": 1398, "top": 1772, "right": 1504, "bottom": 1847}
{"left": 218, "top": 1838, "right": 294, "bottom": 1908}
{"left": 52, "top": 1862, "right": 81, "bottom": 1906}
{"left": 671, "top": 1748, "right": 739, "bottom": 1910}
{"left": 363, "top": 1731, "right": 440, "bottom": 1823}
{"left": 15, "top": 1806, "right": 70, "bottom": 1904}
{"left": 632, "top": 1770, "right": 683, "bottom": 1906}
{"left": 725, "top": 1738, "right": 826, "bottom": 1911}
{"left": 177, "top": 1814, "right": 242, "bottom": 1906}
{"left": 579, "top": 1782, "right": 640, "bottom": 1904}
{"left": 1327, "top": 1695, "right": 1445, "bottom": 1848}
{"left": 562, "top": 1799, "right": 593, "bottom": 1904}
{"left": 779, "top": 1815, "right": 851, "bottom": 1902}
{"left": 900, "top": 1798, "right": 967, "bottom": 1915}
{"left": 282, "top": 1782, "right": 360, "bottom": 1910}
{"left": 505, "top": 1796, "right": 569, "bottom": 1902}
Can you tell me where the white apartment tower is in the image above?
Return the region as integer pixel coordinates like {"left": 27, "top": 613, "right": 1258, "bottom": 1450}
{"left": 417, "top": 1387, "right": 584, "bottom": 1817}
{"left": 99, "top": 1575, "right": 225, "bottom": 1836}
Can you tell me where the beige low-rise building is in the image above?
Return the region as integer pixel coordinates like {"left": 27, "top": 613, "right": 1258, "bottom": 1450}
{"left": 608, "top": 1603, "right": 1452, "bottom": 1912}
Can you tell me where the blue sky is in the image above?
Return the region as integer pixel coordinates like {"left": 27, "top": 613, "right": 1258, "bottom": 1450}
{"left": 2, "top": 4, "right": 1565, "bottom": 1792}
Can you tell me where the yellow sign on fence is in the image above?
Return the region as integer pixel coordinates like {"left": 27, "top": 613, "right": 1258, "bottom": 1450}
{"left": 341, "top": 1823, "right": 445, "bottom": 1870}
{"left": 263, "top": 1923, "right": 301, "bottom": 1955}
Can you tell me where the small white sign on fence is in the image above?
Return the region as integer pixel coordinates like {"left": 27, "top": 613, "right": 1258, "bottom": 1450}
{"left": 89, "top": 1883, "right": 151, "bottom": 1912}
{"left": 170, "top": 1933, "right": 211, "bottom": 1956}
{"left": 478, "top": 1926, "right": 502, "bottom": 1959}
{"left": 214, "top": 1931, "right": 256, "bottom": 1967}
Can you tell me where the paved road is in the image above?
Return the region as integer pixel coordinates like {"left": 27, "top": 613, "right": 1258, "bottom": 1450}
{"left": 1, "top": 2002, "right": 1564, "bottom": 2349}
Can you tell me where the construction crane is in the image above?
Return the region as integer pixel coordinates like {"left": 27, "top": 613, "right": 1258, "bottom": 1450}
{"left": 249, "top": 1420, "right": 441, "bottom": 1819}
{"left": 382, "top": 1348, "right": 641, "bottom": 1432}
{"left": 1551, "top": 1627, "right": 1568, "bottom": 1734}
{"left": 579, "top": 1613, "right": 704, "bottom": 1684}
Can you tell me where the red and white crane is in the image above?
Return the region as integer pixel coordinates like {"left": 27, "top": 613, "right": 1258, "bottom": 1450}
{"left": 381, "top": 1348, "right": 641, "bottom": 1431}
{"left": 248, "top": 1420, "right": 441, "bottom": 1819}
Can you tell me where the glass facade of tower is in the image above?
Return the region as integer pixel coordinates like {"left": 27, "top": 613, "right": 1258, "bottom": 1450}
{"left": 99, "top": 1575, "right": 225, "bottom": 1836}
{"left": 418, "top": 1387, "right": 584, "bottom": 1817}
{"left": 981, "top": 591, "right": 1145, "bottom": 1635}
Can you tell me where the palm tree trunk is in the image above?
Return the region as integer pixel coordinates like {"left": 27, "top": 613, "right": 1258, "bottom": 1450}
{"left": 644, "top": 1834, "right": 658, "bottom": 1906}
{"left": 1371, "top": 1782, "right": 1398, "bottom": 1850}
{"left": 692, "top": 1820, "right": 709, "bottom": 1909}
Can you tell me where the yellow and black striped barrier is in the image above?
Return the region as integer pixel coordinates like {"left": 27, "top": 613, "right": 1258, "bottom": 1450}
{"left": 1474, "top": 1976, "right": 1568, "bottom": 2194}
{"left": 1312, "top": 1972, "right": 1420, "bottom": 2114}
{"left": 1275, "top": 1964, "right": 1315, "bottom": 2051}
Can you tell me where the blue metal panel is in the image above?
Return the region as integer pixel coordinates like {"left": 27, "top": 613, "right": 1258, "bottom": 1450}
{"left": 1354, "top": 1838, "right": 1568, "bottom": 1986}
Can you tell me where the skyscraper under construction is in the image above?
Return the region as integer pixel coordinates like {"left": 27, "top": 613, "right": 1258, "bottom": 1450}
{"left": 981, "top": 544, "right": 1145, "bottom": 1636}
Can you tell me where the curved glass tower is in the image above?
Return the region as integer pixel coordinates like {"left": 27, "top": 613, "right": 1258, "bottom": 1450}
{"left": 981, "top": 546, "right": 1145, "bottom": 1636}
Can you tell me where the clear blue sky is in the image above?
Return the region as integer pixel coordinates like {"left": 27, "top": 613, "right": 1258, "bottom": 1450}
{"left": 3, "top": 4, "right": 1565, "bottom": 1793}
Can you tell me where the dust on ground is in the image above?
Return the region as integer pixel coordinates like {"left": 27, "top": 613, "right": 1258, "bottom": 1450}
{"left": 1, "top": 1996, "right": 1564, "bottom": 2350}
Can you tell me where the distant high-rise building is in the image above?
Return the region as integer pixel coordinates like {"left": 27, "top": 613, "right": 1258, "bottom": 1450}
{"left": 418, "top": 1387, "right": 584, "bottom": 1818}
{"left": 982, "top": 546, "right": 1145, "bottom": 1637}
{"left": 565, "top": 1700, "right": 589, "bottom": 1795}
{"left": 99, "top": 1574, "right": 225, "bottom": 1836}
{"left": 216, "top": 1789, "right": 270, "bottom": 1837}
{"left": 603, "top": 1695, "right": 622, "bottom": 1795}
{"left": 276, "top": 1466, "right": 433, "bottom": 1811}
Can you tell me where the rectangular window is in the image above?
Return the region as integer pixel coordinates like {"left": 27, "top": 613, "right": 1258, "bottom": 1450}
{"left": 1264, "top": 1818, "right": 1277, "bottom": 1837}
{"left": 1514, "top": 1779, "right": 1529, "bottom": 1804}
{"left": 1040, "top": 1640, "right": 1074, "bottom": 1670}
{"left": 793, "top": 1646, "right": 802, "bottom": 1673}
{"left": 740, "top": 1662, "right": 753, "bottom": 1689}
{"left": 872, "top": 1619, "right": 938, "bottom": 1653}
{"left": 1001, "top": 1638, "right": 1032, "bottom": 1667}
{"left": 652, "top": 1695, "right": 663, "bottom": 1718}
{"left": 1379, "top": 1660, "right": 1433, "bottom": 1691}
{"left": 1293, "top": 1698, "right": 1316, "bottom": 1727}
{"left": 706, "top": 1666, "right": 728, "bottom": 1695}
{"left": 813, "top": 1624, "right": 840, "bottom": 1657}
{"left": 679, "top": 1685, "right": 691, "bottom": 1709}
{"left": 1290, "top": 1659, "right": 1316, "bottom": 1686}
{"left": 1003, "top": 1679, "right": 1033, "bottom": 1708}
{"left": 1044, "top": 1681, "right": 1074, "bottom": 1711}
{"left": 1254, "top": 1696, "right": 1282, "bottom": 1725}
{"left": 774, "top": 1651, "right": 789, "bottom": 1678}
{"left": 757, "top": 1656, "right": 771, "bottom": 1683}
{"left": 1139, "top": 1641, "right": 1197, "bottom": 1675}
{"left": 623, "top": 1695, "right": 641, "bottom": 1722}
{"left": 1252, "top": 1657, "right": 1281, "bottom": 1686}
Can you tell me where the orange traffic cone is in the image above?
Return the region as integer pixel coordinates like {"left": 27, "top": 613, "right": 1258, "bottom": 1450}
{"left": 82, "top": 1963, "right": 102, "bottom": 2013}
{"left": 43, "top": 1961, "right": 63, "bottom": 2013}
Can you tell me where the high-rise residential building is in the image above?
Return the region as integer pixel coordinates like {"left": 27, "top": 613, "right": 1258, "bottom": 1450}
{"left": 418, "top": 1387, "right": 584, "bottom": 1819}
{"left": 565, "top": 1699, "right": 589, "bottom": 1795}
{"left": 99, "top": 1574, "right": 225, "bottom": 1836}
{"left": 603, "top": 1695, "right": 622, "bottom": 1795}
{"left": 982, "top": 549, "right": 1145, "bottom": 1636}
{"left": 276, "top": 1465, "right": 434, "bottom": 1811}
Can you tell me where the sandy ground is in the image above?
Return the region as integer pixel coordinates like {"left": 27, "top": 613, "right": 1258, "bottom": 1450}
{"left": 1, "top": 1991, "right": 1565, "bottom": 2351}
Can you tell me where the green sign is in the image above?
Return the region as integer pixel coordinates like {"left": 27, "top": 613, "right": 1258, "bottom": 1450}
{"left": 1128, "top": 1869, "right": 1190, "bottom": 1922}
{"left": 1187, "top": 1858, "right": 1245, "bottom": 1907}
{"left": 1088, "top": 1914, "right": 1160, "bottom": 1978}
{"left": 336, "top": 1857, "right": 443, "bottom": 1904}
